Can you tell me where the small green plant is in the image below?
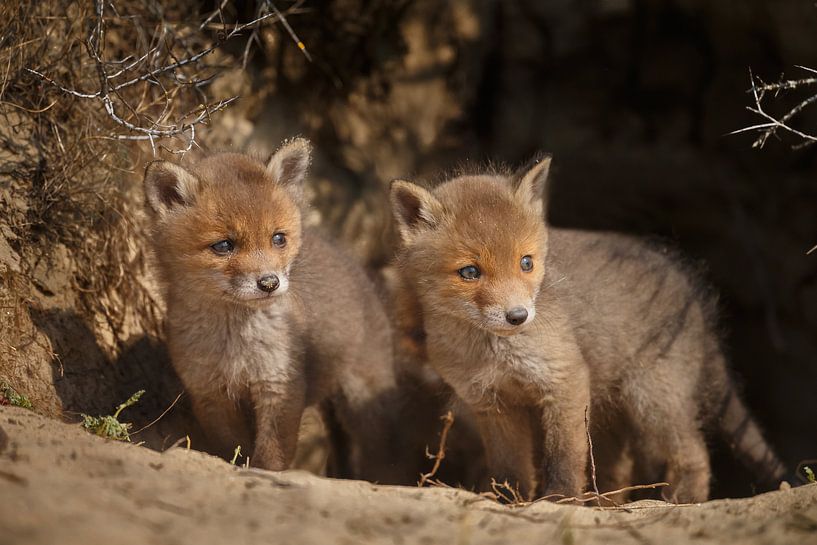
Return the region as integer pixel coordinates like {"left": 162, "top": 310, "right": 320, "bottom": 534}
{"left": 230, "top": 445, "right": 242, "bottom": 465}
{"left": 805, "top": 466, "right": 816, "bottom": 484}
{"left": 81, "top": 390, "right": 145, "bottom": 441}
{"left": 0, "top": 381, "right": 33, "bottom": 410}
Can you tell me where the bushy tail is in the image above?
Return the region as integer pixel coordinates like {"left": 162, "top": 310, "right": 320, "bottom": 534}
{"left": 718, "top": 386, "right": 787, "bottom": 487}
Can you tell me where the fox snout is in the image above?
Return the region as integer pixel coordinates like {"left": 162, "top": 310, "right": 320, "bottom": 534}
{"left": 257, "top": 274, "right": 280, "bottom": 293}
{"left": 505, "top": 306, "right": 529, "bottom": 326}
{"left": 478, "top": 301, "right": 535, "bottom": 334}
{"left": 227, "top": 271, "right": 290, "bottom": 302}
{"left": 252, "top": 272, "right": 289, "bottom": 297}
{"left": 496, "top": 303, "right": 534, "bottom": 330}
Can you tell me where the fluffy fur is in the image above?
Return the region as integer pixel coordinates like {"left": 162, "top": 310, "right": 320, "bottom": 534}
{"left": 390, "top": 155, "right": 786, "bottom": 502}
{"left": 144, "top": 141, "right": 403, "bottom": 482}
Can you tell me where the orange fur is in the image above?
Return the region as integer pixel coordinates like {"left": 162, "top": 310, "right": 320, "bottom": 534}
{"left": 390, "top": 155, "right": 785, "bottom": 503}
{"left": 143, "top": 141, "right": 405, "bottom": 482}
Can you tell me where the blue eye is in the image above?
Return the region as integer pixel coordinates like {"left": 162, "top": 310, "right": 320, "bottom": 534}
{"left": 521, "top": 255, "right": 533, "bottom": 272}
{"left": 458, "top": 265, "right": 480, "bottom": 280}
{"left": 272, "top": 233, "right": 287, "bottom": 247}
{"left": 210, "top": 240, "right": 234, "bottom": 255}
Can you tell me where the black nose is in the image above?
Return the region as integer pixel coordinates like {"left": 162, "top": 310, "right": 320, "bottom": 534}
{"left": 257, "top": 274, "right": 280, "bottom": 293}
{"left": 505, "top": 307, "right": 528, "bottom": 326}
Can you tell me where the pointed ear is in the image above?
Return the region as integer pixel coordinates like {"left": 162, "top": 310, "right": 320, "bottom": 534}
{"left": 512, "top": 153, "right": 551, "bottom": 214}
{"left": 143, "top": 161, "right": 200, "bottom": 216}
{"left": 390, "top": 180, "right": 444, "bottom": 243}
{"left": 266, "top": 138, "right": 312, "bottom": 202}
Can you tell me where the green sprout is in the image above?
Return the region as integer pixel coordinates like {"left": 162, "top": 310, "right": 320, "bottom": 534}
{"left": 81, "top": 390, "right": 145, "bottom": 441}
{"left": 805, "top": 466, "right": 816, "bottom": 484}
{"left": 0, "top": 381, "right": 33, "bottom": 410}
{"left": 231, "top": 445, "right": 242, "bottom": 465}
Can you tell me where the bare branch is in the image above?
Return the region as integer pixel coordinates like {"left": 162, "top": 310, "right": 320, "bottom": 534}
{"left": 265, "top": 0, "right": 312, "bottom": 62}
{"left": 417, "top": 411, "right": 455, "bottom": 487}
{"left": 24, "top": 1, "right": 307, "bottom": 153}
{"left": 585, "top": 406, "right": 602, "bottom": 507}
{"left": 732, "top": 66, "right": 817, "bottom": 149}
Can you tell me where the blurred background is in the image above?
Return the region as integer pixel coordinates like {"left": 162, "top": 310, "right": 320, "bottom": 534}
{"left": 0, "top": 0, "right": 815, "bottom": 498}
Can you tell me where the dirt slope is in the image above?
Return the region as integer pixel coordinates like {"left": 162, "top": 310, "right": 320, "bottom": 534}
{"left": 1, "top": 406, "right": 815, "bottom": 545}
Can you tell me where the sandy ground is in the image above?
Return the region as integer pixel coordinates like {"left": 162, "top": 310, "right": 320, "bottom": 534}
{"left": 0, "top": 406, "right": 815, "bottom": 545}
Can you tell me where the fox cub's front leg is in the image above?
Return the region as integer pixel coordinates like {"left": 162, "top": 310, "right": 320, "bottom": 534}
{"left": 473, "top": 404, "right": 537, "bottom": 500}
{"left": 250, "top": 378, "right": 307, "bottom": 471}
{"left": 189, "top": 389, "right": 252, "bottom": 460}
{"left": 538, "top": 371, "right": 590, "bottom": 499}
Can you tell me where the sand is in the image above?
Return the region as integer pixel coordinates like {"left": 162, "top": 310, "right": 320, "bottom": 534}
{"left": 1, "top": 405, "right": 815, "bottom": 545}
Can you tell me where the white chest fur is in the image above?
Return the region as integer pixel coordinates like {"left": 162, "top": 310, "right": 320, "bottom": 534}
{"left": 427, "top": 318, "right": 563, "bottom": 411}
{"left": 167, "top": 296, "right": 297, "bottom": 397}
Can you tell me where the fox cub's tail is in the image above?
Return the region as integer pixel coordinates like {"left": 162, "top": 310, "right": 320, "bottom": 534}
{"left": 718, "top": 385, "right": 787, "bottom": 487}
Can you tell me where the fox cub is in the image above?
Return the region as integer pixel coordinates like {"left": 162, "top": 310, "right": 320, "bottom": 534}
{"left": 389, "top": 156, "right": 786, "bottom": 503}
{"left": 144, "top": 140, "right": 401, "bottom": 482}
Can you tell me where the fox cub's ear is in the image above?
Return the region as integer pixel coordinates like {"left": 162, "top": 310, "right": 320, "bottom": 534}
{"left": 512, "top": 153, "right": 551, "bottom": 215}
{"left": 266, "top": 138, "right": 312, "bottom": 203}
{"left": 143, "top": 161, "right": 200, "bottom": 216}
{"left": 390, "top": 180, "right": 444, "bottom": 243}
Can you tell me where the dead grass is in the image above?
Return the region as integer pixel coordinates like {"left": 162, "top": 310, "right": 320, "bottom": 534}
{"left": 414, "top": 406, "right": 671, "bottom": 509}
{"left": 0, "top": 1, "right": 310, "bottom": 415}
{"left": 0, "top": 1, "right": 307, "bottom": 343}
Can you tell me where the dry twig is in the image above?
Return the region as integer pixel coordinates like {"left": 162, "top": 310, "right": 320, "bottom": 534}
{"left": 585, "top": 406, "right": 602, "bottom": 507}
{"left": 730, "top": 66, "right": 817, "bottom": 149}
{"left": 130, "top": 391, "right": 184, "bottom": 437}
{"left": 486, "top": 478, "right": 527, "bottom": 505}
{"left": 418, "top": 410, "right": 454, "bottom": 487}
{"left": 26, "top": 0, "right": 306, "bottom": 153}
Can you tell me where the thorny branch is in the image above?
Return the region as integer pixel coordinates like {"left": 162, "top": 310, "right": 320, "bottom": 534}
{"left": 26, "top": 0, "right": 309, "bottom": 154}
{"left": 731, "top": 66, "right": 817, "bottom": 149}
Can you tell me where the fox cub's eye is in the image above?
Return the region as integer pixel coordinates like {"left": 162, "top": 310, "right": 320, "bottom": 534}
{"left": 210, "top": 240, "right": 234, "bottom": 255}
{"left": 272, "top": 233, "right": 287, "bottom": 247}
{"left": 458, "top": 265, "right": 481, "bottom": 280}
{"left": 520, "top": 255, "right": 533, "bottom": 272}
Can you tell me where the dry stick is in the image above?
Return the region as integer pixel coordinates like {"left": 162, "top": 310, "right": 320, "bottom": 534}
{"left": 199, "top": 0, "right": 230, "bottom": 30}
{"left": 552, "top": 482, "right": 670, "bottom": 506}
{"left": 265, "top": 0, "right": 312, "bottom": 62}
{"left": 488, "top": 478, "right": 526, "bottom": 505}
{"left": 130, "top": 391, "right": 184, "bottom": 437}
{"left": 25, "top": 5, "right": 276, "bottom": 146}
{"left": 111, "top": 9, "right": 284, "bottom": 91}
{"left": 584, "top": 405, "right": 603, "bottom": 507}
{"left": 418, "top": 410, "right": 455, "bottom": 487}
{"left": 728, "top": 67, "right": 817, "bottom": 149}
{"left": 163, "top": 434, "right": 192, "bottom": 452}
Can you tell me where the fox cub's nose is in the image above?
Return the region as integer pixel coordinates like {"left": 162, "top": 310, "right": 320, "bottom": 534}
{"left": 505, "top": 307, "right": 529, "bottom": 326}
{"left": 257, "top": 274, "right": 280, "bottom": 293}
